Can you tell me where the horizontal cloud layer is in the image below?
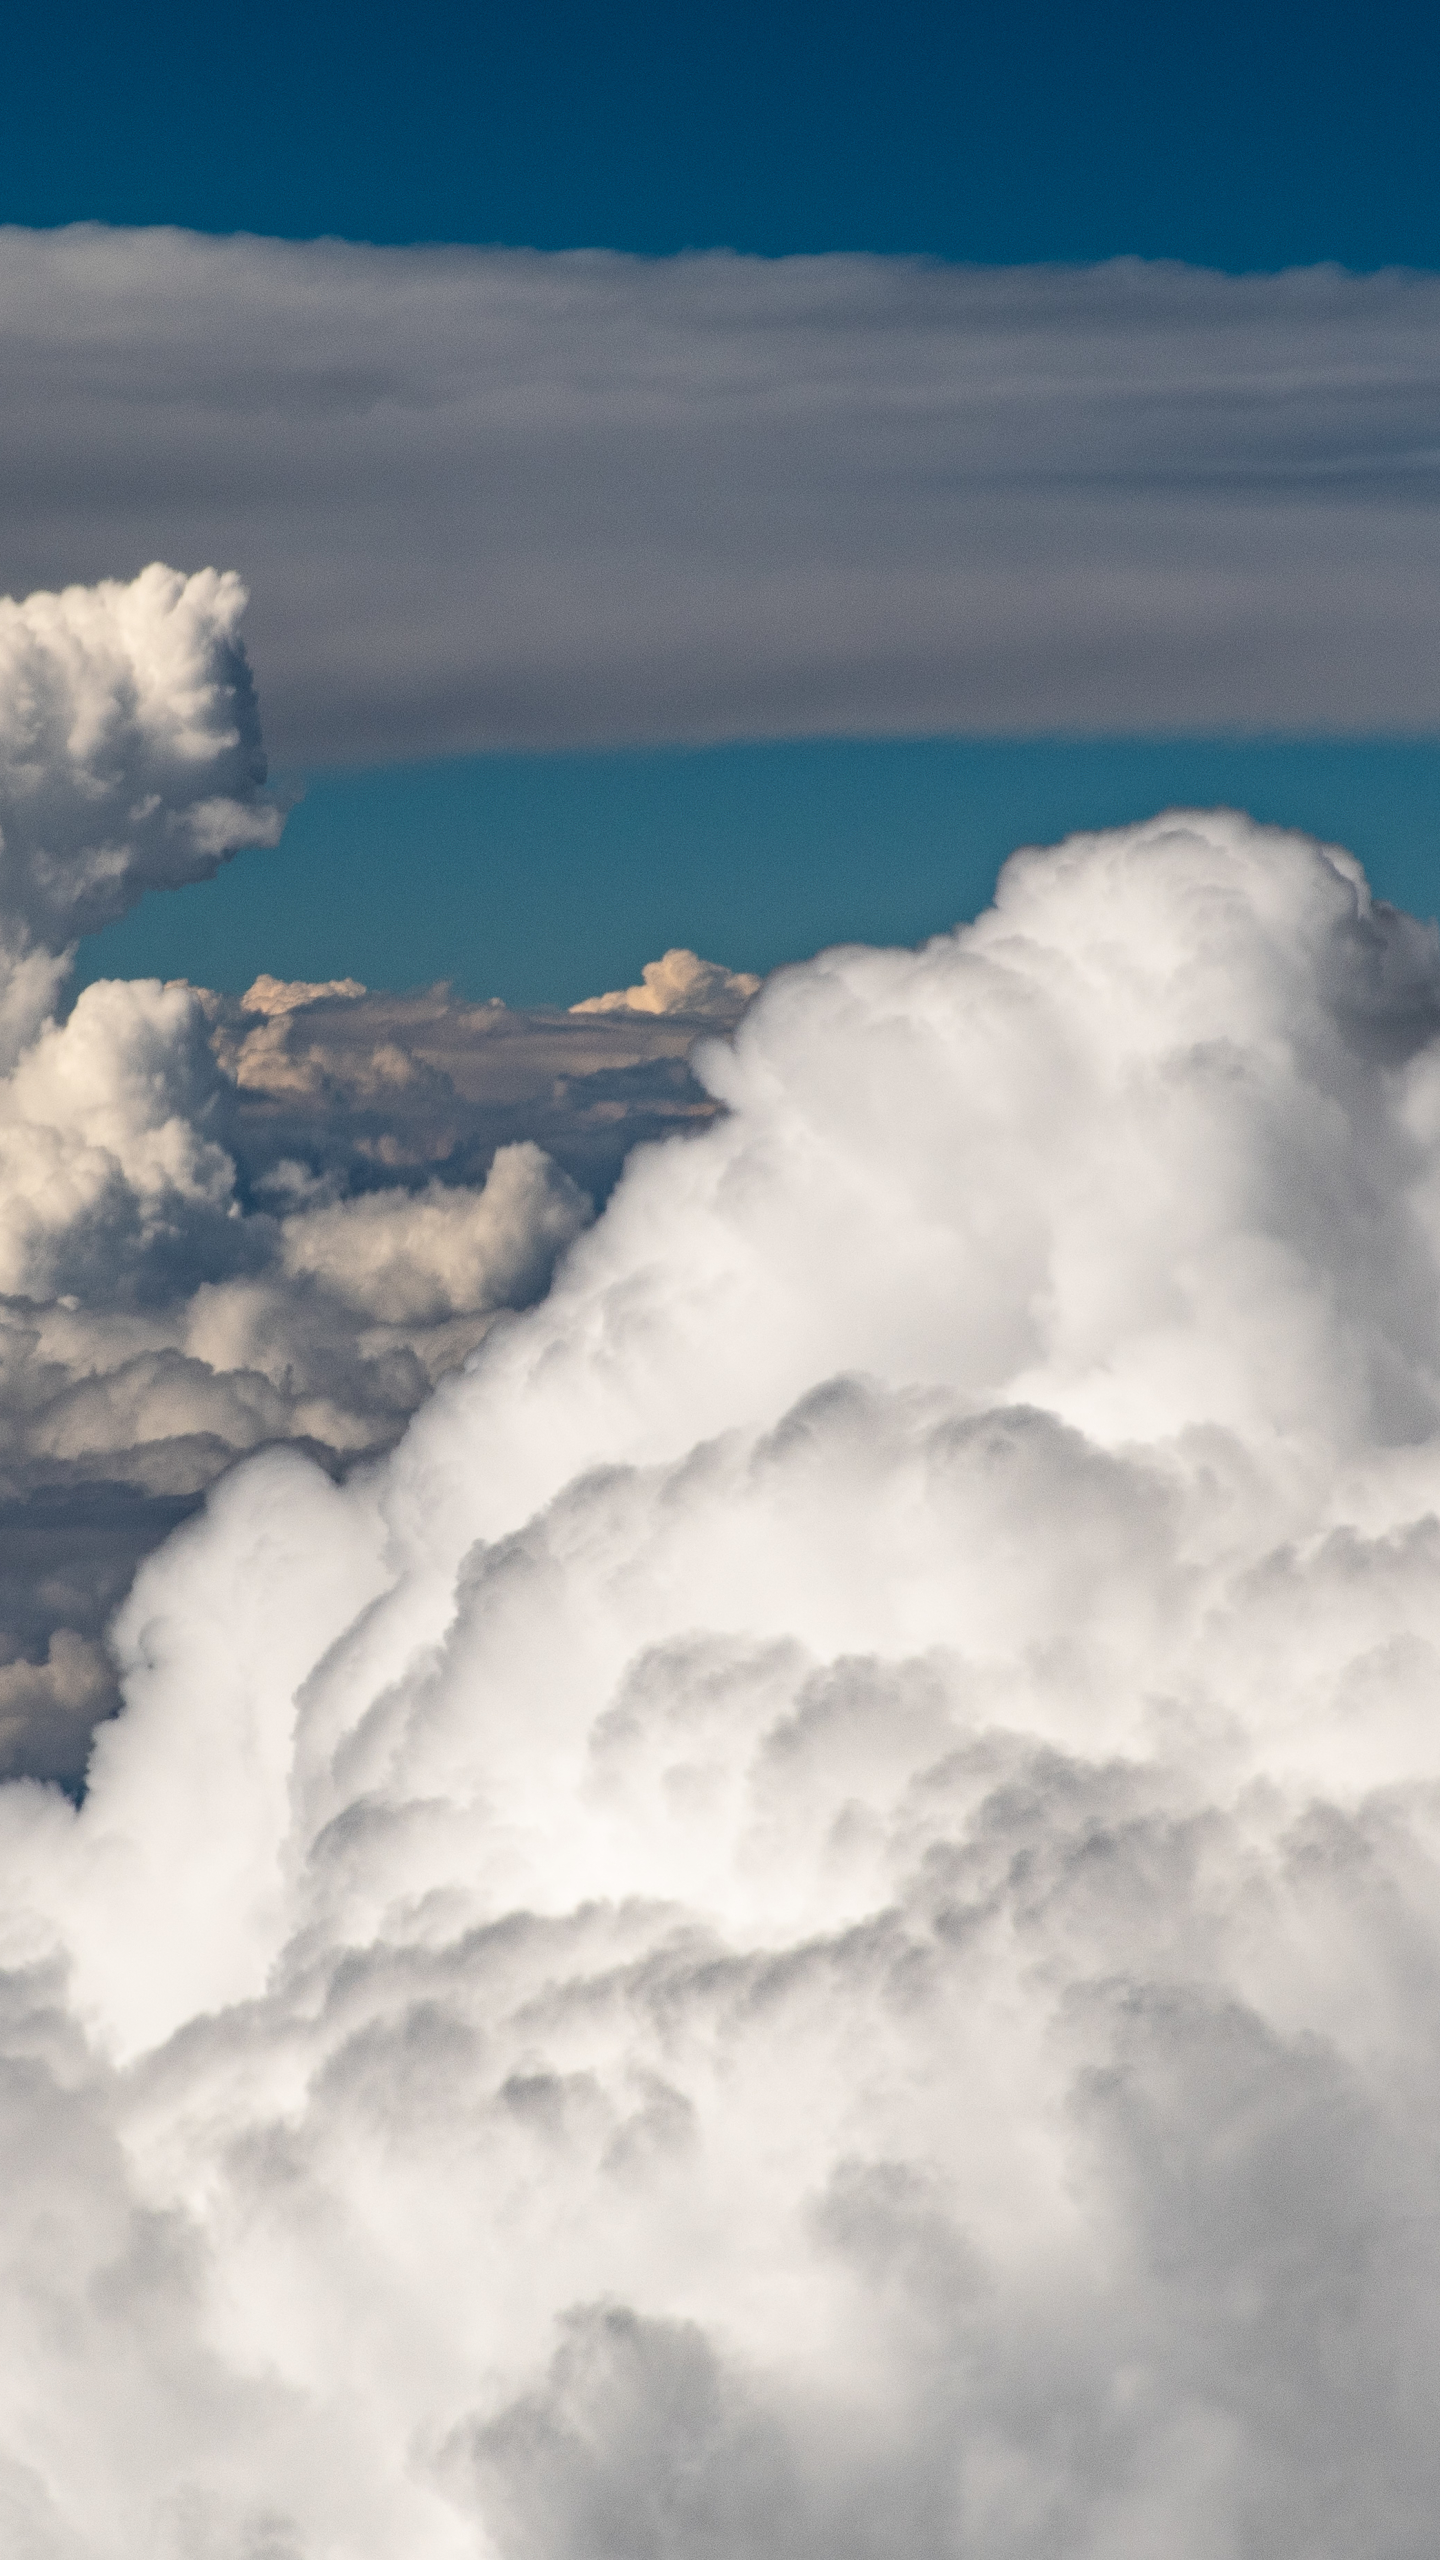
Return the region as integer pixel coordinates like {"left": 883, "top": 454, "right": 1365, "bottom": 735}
{"left": 216, "top": 962, "right": 744, "bottom": 1199}
{"left": 3, "top": 812, "right": 1440, "bottom": 2550}
{"left": 3, "top": 234, "right": 1440, "bottom": 756}
{"left": 0, "top": 561, "right": 279, "bottom": 1061}
{"left": 0, "top": 951, "right": 750, "bottom": 1785}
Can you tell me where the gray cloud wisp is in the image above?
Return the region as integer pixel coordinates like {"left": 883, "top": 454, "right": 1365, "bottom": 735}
{"left": 3, "top": 233, "right": 1440, "bottom": 758}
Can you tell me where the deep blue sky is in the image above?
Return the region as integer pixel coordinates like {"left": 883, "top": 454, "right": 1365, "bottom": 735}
{"left": 20, "top": 0, "right": 1440, "bottom": 994}
{"left": 80, "top": 740, "right": 1440, "bottom": 1007}
{"left": 4, "top": 0, "right": 1437, "bottom": 271}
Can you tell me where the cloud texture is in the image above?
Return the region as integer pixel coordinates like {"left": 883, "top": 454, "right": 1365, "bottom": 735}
{"left": 2, "top": 810, "right": 1440, "bottom": 2550}
{"left": 0, "top": 562, "right": 278, "bottom": 1058}
{"left": 0, "top": 959, "right": 595, "bottom": 1778}
{"left": 571, "top": 949, "right": 761, "bottom": 1017}
{"left": 216, "top": 964, "right": 739, "bottom": 1201}
{"left": 0, "top": 570, "right": 749, "bottom": 1784}
{"left": 3, "top": 233, "right": 1440, "bottom": 756}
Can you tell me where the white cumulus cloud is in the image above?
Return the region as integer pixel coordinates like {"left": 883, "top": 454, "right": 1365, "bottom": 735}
{"left": 570, "top": 948, "right": 761, "bottom": 1018}
{"left": 0, "top": 811, "right": 1436, "bottom": 2551}
{"left": 0, "top": 571, "right": 625, "bottom": 1785}
{"left": 0, "top": 562, "right": 278, "bottom": 1010}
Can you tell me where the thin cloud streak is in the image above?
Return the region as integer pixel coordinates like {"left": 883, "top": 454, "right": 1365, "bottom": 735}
{"left": 3, "top": 232, "right": 1440, "bottom": 760}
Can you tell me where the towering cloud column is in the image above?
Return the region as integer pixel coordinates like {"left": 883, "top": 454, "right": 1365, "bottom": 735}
{"left": 0, "top": 562, "right": 281, "bottom": 1058}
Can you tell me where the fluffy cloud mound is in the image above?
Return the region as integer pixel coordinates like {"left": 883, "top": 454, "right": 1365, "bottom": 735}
{"left": 0, "top": 570, "right": 610, "bottom": 1785}
{"left": 279, "top": 1145, "right": 594, "bottom": 1323}
{"left": 9, "top": 238, "right": 1440, "bottom": 756}
{"left": 215, "top": 972, "right": 733, "bottom": 1200}
{"left": 1, "top": 812, "right": 1438, "bottom": 2552}
{"left": 0, "top": 979, "right": 592, "bottom": 1779}
{"left": 0, "top": 923, "right": 735, "bottom": 1785}
{"left": 571, "top": 947, "right": 761, "bottom": 1018}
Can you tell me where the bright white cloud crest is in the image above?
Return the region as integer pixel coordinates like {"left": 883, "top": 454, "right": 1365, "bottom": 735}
{"left": 3, "top": 806, "right": 1440, "bottom": 2552}
{"left": 0, "top": 562, "right": 278, "bottom": 962}
{"left": 7, "top": 237, "right": 1440, "bottom": 756}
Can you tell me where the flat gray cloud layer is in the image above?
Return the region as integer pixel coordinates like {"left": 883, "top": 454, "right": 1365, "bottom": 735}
{"left": 3, "top": 230, "right": 1440, "bottom": 759}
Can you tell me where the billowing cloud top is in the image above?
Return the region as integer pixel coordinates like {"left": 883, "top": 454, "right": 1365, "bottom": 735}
{"left": 3, "top": 234, "right": 1440, "bottom": 754}
{"left": 0, "top": 561, "right": 279, "bottom": 949}
{"left": 5, "top": 811, "right": 1440, "bottom": 2550}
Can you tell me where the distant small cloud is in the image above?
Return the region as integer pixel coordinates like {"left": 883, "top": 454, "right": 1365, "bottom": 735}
{"left": 571, "top": 948, "right": 760, "bottom": 1019}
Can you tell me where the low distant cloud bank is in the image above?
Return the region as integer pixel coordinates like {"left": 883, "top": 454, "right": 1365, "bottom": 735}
{"left": 0, "top": 568, "right": 750, "bottom": 1783}
{"left": 220, "top": 961, "right": 735, "bottom": 1201}
{"left": 3, "top": 233, "right": 1440, "bottom": 757}
{"left": 7, "top": 809, "right": 1440, "bottom": 2549}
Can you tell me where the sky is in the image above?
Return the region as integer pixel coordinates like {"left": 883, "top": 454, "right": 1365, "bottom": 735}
{"left": 3, "top": 0, "right": 1438, "bottom": 270}
{"left": 2, "top": 0, "right": 1439, "bottom": 995}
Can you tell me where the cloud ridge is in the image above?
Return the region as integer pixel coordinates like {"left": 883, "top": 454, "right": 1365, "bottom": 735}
{"left": 1, "top": 811, "right": 1438, "bottom": 2550}
{"left": 5, "top": 235, "right": 1440, "bottom": 754}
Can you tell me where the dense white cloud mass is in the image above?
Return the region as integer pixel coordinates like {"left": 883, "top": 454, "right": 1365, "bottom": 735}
{"left": 3, "top": 233, "right": 1440, "bottom": 755}
{"left": 2, "top": 811, "right": 1439, "bottom": 2551}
